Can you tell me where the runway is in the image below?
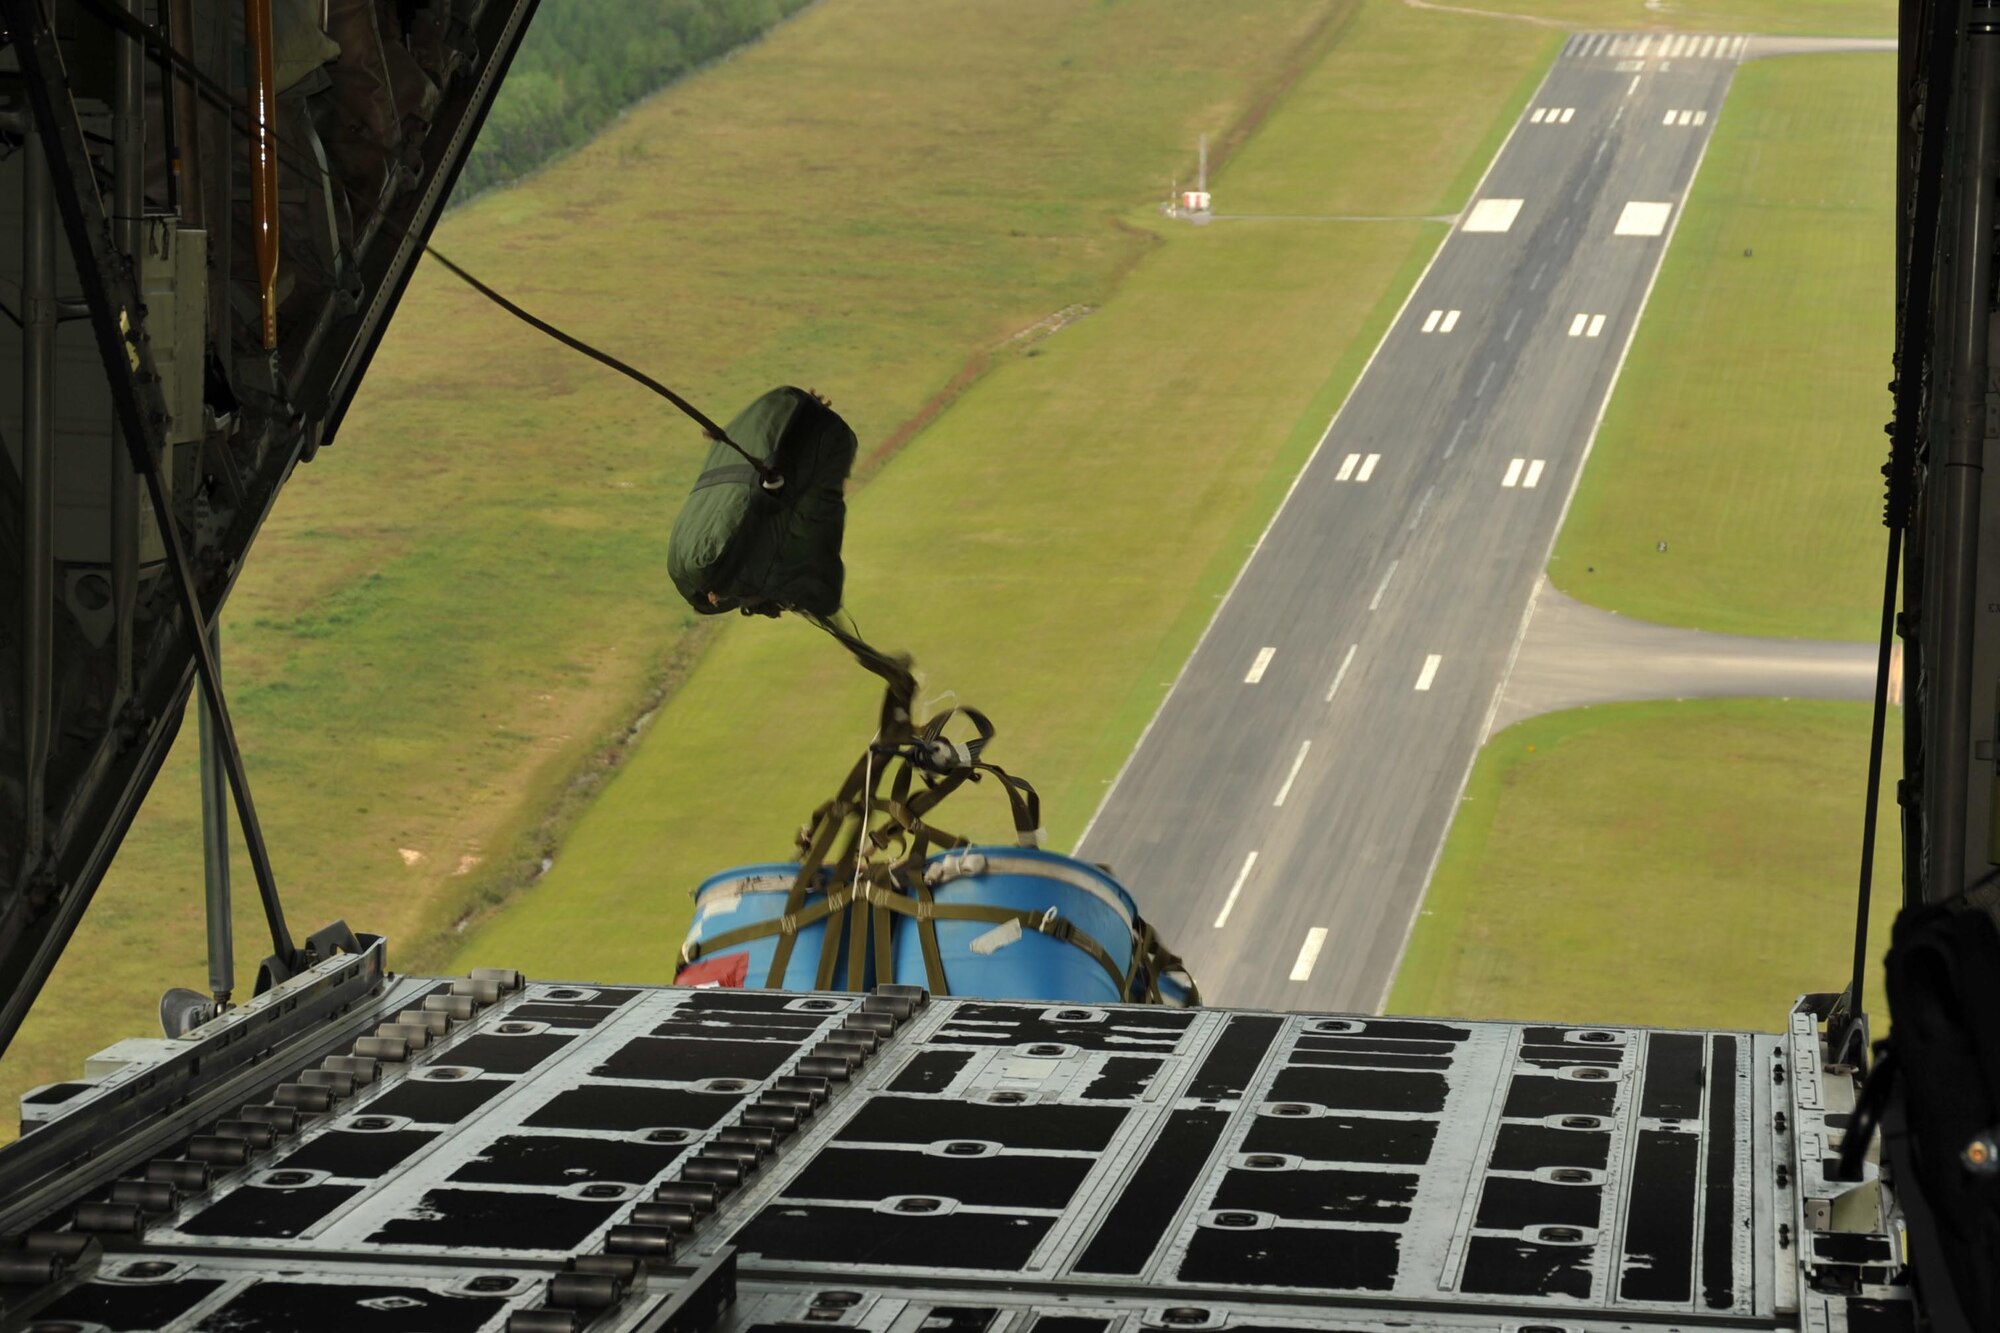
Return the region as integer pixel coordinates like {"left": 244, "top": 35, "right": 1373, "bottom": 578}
{"left": 1077, "top": 33, "right": 1744, "bottom": 1013}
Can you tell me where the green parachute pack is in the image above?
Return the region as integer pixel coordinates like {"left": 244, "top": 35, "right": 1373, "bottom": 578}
{"left": 668, "top": 386, "right": 856, "bottom": 619}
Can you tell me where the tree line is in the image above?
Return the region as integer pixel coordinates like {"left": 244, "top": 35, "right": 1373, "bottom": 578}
{"left": 456, "top": 0, "right": 814, "bottom": 197}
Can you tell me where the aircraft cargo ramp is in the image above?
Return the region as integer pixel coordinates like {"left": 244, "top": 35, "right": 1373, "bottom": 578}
{"left": 0, "top": 951, "right": 1910, "bottom": 1333}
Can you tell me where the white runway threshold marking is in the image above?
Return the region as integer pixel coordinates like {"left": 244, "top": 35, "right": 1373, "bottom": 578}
{"left": 1325, "top": 643, "right": 1358, "bottom": 702}
{"left": 1502, "top": 459, "right": 1547, "bottom": 489}
{"left": 1414, "top": 654, "right": 1442, "bottom": 691}
{"left": 1215, "top": 851, "right": 1257, "bottom": 928}
{"left": 1245, "top": 646, "right": 1276, "bottom": 684}
{"left": 1615, "top": 201, "right": 1673, "bottom": 236}
{"left": 1570, "top": 313, "right": 1607, "bottom": 337}
{"left": 1502, "top": 458, "right": 1524, "bottom": 487}
{"left": 1336, "top": 453, "right": 1360, "bottom": 481}
{"left": 1289, "top": 927, "right": 1328, "bottom": 981}
{"left": 1274, "top": 741, "right": 1311, "bottom": 808}
{"left": 1588, "top": 314, "right": 1606, "bottom": 337}
{"left": 1461, "top": 198, "right": 1524, "bottom": 233}
{"left": 1440, "top": 309, "right": 1461, "bottom": 333}
{"left": 1525, "top": 459, "right": 1546, "bottom": 488}
{"left": 1422, "top": 308, "right": 1462, "bottom": 334}
{"left": 1356, "top": 453, "right": 1381, "bottom": 482}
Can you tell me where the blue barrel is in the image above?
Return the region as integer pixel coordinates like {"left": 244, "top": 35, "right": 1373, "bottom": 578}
{"left": 891, "top": 848, "right": 1138, "bottom": 1003}
{"left": 677, "top": 863, "right": 858, "bottom": 991}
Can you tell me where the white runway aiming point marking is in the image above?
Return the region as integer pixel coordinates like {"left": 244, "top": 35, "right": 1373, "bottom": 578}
{"left": 1245, "top": 646, "right": 1276, "bottom": 684}
{"left": 1421, "top": 309, "right": 1462, "bottom": 334}
{"left": 1414, "top": 654, "right": 1443, "bottom": 691}
{"left": 1289, "top": 927, "right": 1329, "bottom": 981}
{"left": 1462, "top": 198, "right": 1524, "bottom": 233}
{"left": 1615, "top": 201, "right": 1673, "bottom": 236}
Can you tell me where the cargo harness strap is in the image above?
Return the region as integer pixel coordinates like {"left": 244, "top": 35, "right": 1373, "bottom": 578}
{"left": 679, "top": 666, "right": 1193, "bottom": 1003}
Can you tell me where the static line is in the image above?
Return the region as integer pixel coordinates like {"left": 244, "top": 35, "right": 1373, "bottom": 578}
{"left": 1587, "top": 314, "right": 1606, "bottom": 337}
{"left": 1290, "top": 928, "right": 1329, "bottom": 982}
{"left": 1325, "top": 644, "right": 1358, "bottom": 702}
{"left": 1214, "top": 851, "right": 1258, "bottom": 928}
{"left": 1415, "top": 654, "right": 1442, "bottom": 691}
{"left": 1422, "top": 308, "right": 1443, "bottom": 332}
{"left": 1369, "top": 560, "right": 1400, "bottom": 611}
{"left": 1502, "top": 458, "right": 1524, "bottom": 488}
{"left": 1440, "top": 309, "right": 1462, "bottom": 333}
{"left": 1274, "top": 741, "right": 1312, "bottom": 808}
{"left": 1628, "top": 75, "right": 1641, "bottom": 95}
{"left": 1357, "top": 453, "right": 1382, "bottom": 482}
{"left": 1568, "top": 312, "right": 1587, "bottom": 336}
{"left": 1245, "top": 646, "right": 1276, "bottom": 684}
{"left": 1336, "top": 453, "right": 1360, "bottom": 481}
{"left": 1525, "top": 459, "right": 1546, "bottom": 488}
{"left": 1559, "top": 107, "right": 1575, "bottom": 124}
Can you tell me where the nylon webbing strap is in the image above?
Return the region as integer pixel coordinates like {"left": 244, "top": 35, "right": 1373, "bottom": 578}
{"left": 686, "top": 665, "right": 1162, "bottom": 1002}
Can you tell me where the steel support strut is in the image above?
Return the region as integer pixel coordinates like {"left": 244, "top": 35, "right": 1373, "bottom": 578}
{"left": 1, "top": 0, "right": 299, "bottom": 971}
{"left": 1930, "top": 8, "right": 2000, "bottom": 900}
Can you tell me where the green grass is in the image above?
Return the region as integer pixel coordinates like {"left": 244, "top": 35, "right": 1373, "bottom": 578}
{"left": 1388, "top": 700, "right": 1899, "bottom": 1032}
{"left": 1407, "top": 0, "right": 1895, "bottom": 37}
{"left": 1, "top": 0, "right": 1371, "bottom": 1130}
{"left": 0, "top": 0, "right": 1896, "bottom": 1128}
{"left": 452, "top": 2, "right": 1566, "bottom": 979}
{"left": 1551, "top": 53, "right": 1894, "bottom": 640}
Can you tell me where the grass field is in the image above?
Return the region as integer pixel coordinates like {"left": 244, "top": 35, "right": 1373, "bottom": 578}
{"left": 0, "top": 0, "right": 1896, "bottom": 1130}
{"left": 1387, "top": 700, "right": 1898, "bottom": 1033}
{"left": 1, "top": 0, "right": 1370, "bottom": 1126}
{"left": 1405, "top": 0, "right": 1894, "bottom": 36}
{"left": 1550, "top": 53, "right": 1894, "bottom": 641}
{"left": 451, "top": 0, "right": 1564, "bottom": 979}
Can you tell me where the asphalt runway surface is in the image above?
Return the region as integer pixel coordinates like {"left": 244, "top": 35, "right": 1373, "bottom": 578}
{"left": 1078, "top": 32, "right": 1745, "bottom": 1014}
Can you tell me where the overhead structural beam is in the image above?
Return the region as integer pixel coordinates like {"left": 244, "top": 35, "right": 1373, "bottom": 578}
{"left": 0, "top": 0, "right": 299, "bottom": 976}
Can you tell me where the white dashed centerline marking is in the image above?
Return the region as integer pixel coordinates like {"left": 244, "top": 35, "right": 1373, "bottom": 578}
{"left": 1355, "top": 453, "right": 1381, "bottom": 482}
{"left": 1289, "top": 927, "right": 1328, "bottom": 981}
{"left": 1214, "top": 851, "right": 1257, "bottom": 928}
{"left": 1462, "top": 198, "right": 1524, "bottom": 233}
{"left": 1245, "top": 647, "right": 1276, "bottom": 684}
{"left": 1325, "top": 643, "right": 1357, "bottom": 702}
{"left": 1273, "top": 741, "right": 1311, "bottom": 808}
{"left": 1414, "top": 654, "right": 1442, "bottom": 691}
{"left": 1368, "top": 560, "right": 1399, "bottom": 611}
